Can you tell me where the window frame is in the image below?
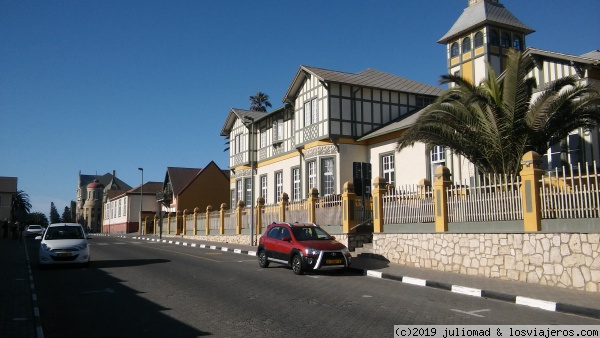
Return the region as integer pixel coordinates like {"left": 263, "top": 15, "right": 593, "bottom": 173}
{"left": 320, "top": 157, "right": 335, "bottom": 196}
{"left": 450, "top": 42, "right": 459, "bottom": 57}
{"left": 474, "top": 32, "right": 483, "bottom": 48}
{"left": 307, "top": 160, "right": 317, "bottom": 192}
{"left": 274, "top": 171, "right": 283, "bottom": 203}
{"left": 292, "top": 167, "right": 301, "bottom": 201}
{"left": 461, "top": 37, "right": 471, "bottom": 53}
{"left": 381, "top": 152, "right": 395, "bottom": 187}
{"left": 260, "top": 174, "right": 268, "bottom": 204}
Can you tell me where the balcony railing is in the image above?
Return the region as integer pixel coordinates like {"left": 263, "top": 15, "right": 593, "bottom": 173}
{"left": 156, "top": 190, "right": 173, "bottom": 203}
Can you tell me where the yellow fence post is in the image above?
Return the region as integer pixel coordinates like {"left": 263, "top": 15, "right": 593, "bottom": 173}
{"left": 167, "top": 212, "right": 172, "bottom": 234}
{"left": 220, "top": 203, "right": 226, "bottom": 235}
{"left": 206, "top": 205, "right": 213, "bottom": 236}
{"left": 236, "top": 200, "right": 244, "bottom": 235}
{"left": 153, "top": 214, "right": 158, "bottom": 236}
{"left": 192, "top": 207, "right": 198, "bottom": 236}
{"left": 342, "top": 182, "right": 357, "bottom": 234}
{"left": 279, "top": 193, "right": 289, "bottom": 222}
{"left": 372, "top": 177, "right": 386, "bottom": 233}
{"left": 433, "top": 166, "right": 451, "bottom": 232}
{"left": 256, "top": 197, "right": 264, "bottom": 235}
{"left": 520, "top": 151, "right": 543, "bottom": 232}
{"left": 182, "top": 210, "right": 187, "bottom": 236}
{"left": 306, "top": 188, "right": 318, "bottom": 224}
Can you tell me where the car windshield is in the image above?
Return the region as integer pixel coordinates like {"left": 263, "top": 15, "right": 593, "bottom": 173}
{"left": 44, "top": 226, "right": 84, "bottom": 240}
{"left": 292, "top": 227, "right": 332, "bottom": 241}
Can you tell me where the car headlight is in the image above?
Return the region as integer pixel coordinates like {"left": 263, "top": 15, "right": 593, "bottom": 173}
{"left": 77, "top": 243, "right": 88, "bottom": 250}
{"left": 305, "top": 248, "right": 321, "bottom": 256}
{"left": 341, "top": 247, "right": 349, "bottom": 254}
{"left": 40, "top": 243, "right": 51, "bottom": 252}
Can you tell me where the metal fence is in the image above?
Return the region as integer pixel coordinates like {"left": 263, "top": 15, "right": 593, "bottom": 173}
{"left": 448, "top": 174, "right": 523, "bottom": 222}
{"left": 315, "top": 194, "right": 342, "bottom": 227}
{"left": 541, "top": 161, "right": 600, "bottom": 219}
{"left": 383, "top": 185, "right": 434, "bottom": 224}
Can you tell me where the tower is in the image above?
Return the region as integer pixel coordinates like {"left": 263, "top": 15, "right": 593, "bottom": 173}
{"left": 438, "top": 0, "right": 534, "bottom": 85}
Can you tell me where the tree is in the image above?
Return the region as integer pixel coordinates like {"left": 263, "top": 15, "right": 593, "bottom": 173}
{"left": 396, "top": 49, "right": 600, "bottom": 176}
{"left": 249, "top": 91, "right": 272, "bottom": 112}
{"left": 10, "top": 190, "right": 31, "bottom": 223}
{"left": 49, "top": 202, "right": 61, "bottom": 224}
{"left": 27, "top": 212, "right": 49, "bottom": 227}
{"left": 61, "top": 206, "right": 73, "bottom": 223}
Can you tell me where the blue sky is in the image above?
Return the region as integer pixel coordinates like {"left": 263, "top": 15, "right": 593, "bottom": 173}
{"left": 1, "top": 0, "right": 598, "bottom": 216}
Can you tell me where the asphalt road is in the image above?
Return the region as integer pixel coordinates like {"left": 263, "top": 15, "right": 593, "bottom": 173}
{"left": 27, "top": 236, "right": 600, "bottom": 338}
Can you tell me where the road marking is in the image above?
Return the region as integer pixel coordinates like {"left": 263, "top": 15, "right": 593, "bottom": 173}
{"left": 450, "top": 309, "right": 490, "bottom": 317}
{"left": 362, "top": 295, "right": 372, "bottom": 298}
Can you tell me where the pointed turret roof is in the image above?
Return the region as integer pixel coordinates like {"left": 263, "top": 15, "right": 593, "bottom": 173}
{"left": 438, "top": 0, "right": 534, "bottom": 43}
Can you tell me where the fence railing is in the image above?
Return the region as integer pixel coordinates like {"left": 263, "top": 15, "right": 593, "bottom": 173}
{"left": 541, "top": 161, "right": 600, "bottom": 219}
{"left": 383, "top": 185, "right": 434, "bottom": 224}
{"left": 448, "top": 174, "right": 522, "bottom": 222}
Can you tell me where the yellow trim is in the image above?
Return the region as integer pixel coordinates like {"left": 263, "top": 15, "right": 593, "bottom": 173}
{"left": 462, "top": 60, "right": 473, "bottom": 84}
{"left": 475, "top": 46, "right": 484, "bottom": 55}
{"left": 451, "top": 56, "right": 460, "bottom": 66}
{"left": 256, "top": 151, "right": 299, "bottom": 167}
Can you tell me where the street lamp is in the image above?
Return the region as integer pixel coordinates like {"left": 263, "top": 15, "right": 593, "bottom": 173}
{"left": 243, "top": 116, "right": 255, "bottom": 246}
{"left": 138, "top": 167, "right": 143, "bottom": 236}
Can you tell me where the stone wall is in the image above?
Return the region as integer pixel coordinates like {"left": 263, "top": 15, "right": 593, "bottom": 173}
{"left": 372, "top": 233, "right": 600, "bottom": 292}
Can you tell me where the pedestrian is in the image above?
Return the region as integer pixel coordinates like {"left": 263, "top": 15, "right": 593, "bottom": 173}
{"left": 10, "top": 221, "right": 18, "bottom": 240}
{"left": 2, "top": 218, "right": 8, "bottom": 239}
{"left": 18, "top": 221, "right": 25, "bottom": 242}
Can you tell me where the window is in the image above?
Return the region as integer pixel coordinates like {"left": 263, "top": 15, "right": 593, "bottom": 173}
{"left": 321, "top": 158, "right": 335, "bottom": 195}
{"left": 381, "top": 154, "right": 395, "bottom": 186}
{"left": 544, "top": 130, "right": 582, "bottom": 170}
{"left": 513, "top": 36, "right": 522, "bottom": 50}
{"left": 489, "top": 29, "right": 499, "bottom": 46}
{"left": 123, "top": 198, "right": 126, "bottom": 216}
{"left": 450, "top": 42, "right": 459, "bottom": 57}
{"left": 260, "top": 175, "right": 268, "bottom": 204}
{"left": 275, "top": 171, "right": 283, "bottom": 202}
{"left": 292, "top": 167, "right": 301, "bottom": 201}
{"left": 462, "top": 37, "right": 471, "bottom": 53}
{"left": 230, "top": 190, "right": 236, "bottom": 210}
{"left": 474, "top": 32, "right": 483, "bottom": 48}
{"left": 118, "top": 200, "right": 121, "bottom": 217}
{"left": 236, "top": 180, "right": 244, "bottom": 206}
{"left": 307, "top": 161, "right": 317, "bottom": 191}
{"left": 245, "top": 178, "right": 252, "bottom": 206}
{"left": 416, "top": 96, "right": 434, "bottom": 107}
{"left": 304, "top": 98, "right": 318, "bottom": 126}
{"left": 272, "top": 118, "right": 283, "bottom": 143}
{"left": 501, "top": 32, "right": 510, "bottom": 48}
{"left": 260, "top": 128, "right": 267, "bottom": 148}
{"left": 431, "top": 146, "right": 446, "bottom": 174}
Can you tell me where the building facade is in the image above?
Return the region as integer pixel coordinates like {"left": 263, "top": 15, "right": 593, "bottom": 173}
{"left": 0, "top": 176, "right": 17, "bottom": 221}
{"left": 103, "top": 182, "right": 163, "bottom": 234}
{"left": 76, "top": 170, "right": 132, "bottom": 228}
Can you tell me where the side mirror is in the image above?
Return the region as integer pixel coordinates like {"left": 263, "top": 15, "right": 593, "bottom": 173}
{"left": 281, "top": 235, "right": 291, "bottom": 242}
{"left": 331, "top": 235, "right": 336, "bottom": 240}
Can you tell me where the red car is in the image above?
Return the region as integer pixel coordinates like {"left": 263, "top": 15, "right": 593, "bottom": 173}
{"left": 257, "top": 222, "right": 352, "bottom": 275}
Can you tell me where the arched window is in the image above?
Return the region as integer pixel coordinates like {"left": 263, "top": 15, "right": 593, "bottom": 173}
{"left": 501, "top": 32, "right": 510, "bottom": 48}
{"left": 462, "top": 37, "right": 471, "bottom": 53}
{"left": 450, "top": 42, "right": 459, "bottom": 57}
{"left": 474, "top": 32, "right": 483, "bottom": 48}
{"left": 513, "top": 36, "right": 522, "bottom": 50}
{"left": 489, "top": 29, "right": 499, "bottom": 46}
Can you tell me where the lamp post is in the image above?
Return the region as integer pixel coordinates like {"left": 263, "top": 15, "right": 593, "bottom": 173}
{"left": 138, "top": 167, "right": 143, "bottom": 236}
{"left": 243, "top": 116, "right": 255, "bottom": 246}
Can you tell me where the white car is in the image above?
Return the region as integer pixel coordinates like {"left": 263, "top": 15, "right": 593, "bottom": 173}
{"left": 37, "top": 223, "right": 90, "bottom": 267}
{"left": 25, "top": 224, "right": 45, "bottom": 238}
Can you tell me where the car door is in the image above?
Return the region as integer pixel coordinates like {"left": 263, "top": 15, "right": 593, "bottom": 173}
{"left": 262, "top": 226, "right": 282, "bottom": 261}
{"left": 275, "top": 226, "right": 294, "bottom": 262}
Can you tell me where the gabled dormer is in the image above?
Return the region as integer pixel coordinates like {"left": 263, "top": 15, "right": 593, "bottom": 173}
{"left": 439, "top": 0, "right": 534, "bottom": 85}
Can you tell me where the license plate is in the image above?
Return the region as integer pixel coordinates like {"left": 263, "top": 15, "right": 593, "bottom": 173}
{"left": 57, "top": 252, "right": 72, "bottom": 257}
{"left": 326, "top": 259, "right": 342, "bottom": 264}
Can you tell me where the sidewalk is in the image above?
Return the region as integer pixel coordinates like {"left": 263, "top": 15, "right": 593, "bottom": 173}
{"left": 130, "top": 234, "right": 600, "bottom": 320}
{"left": 0, "top": 238, "right": 39, "bottom": 338}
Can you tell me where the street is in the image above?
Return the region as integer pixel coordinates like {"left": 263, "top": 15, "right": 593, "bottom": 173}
{"left": 26, "top": 236, "right": 600, "bottom": 337}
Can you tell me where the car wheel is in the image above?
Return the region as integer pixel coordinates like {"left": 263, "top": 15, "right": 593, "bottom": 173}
{"left": 291, "top": 255, "right": 304, "bottom": 275}
{"left": 258, "top": 250, "right": 269, "bottom": 268}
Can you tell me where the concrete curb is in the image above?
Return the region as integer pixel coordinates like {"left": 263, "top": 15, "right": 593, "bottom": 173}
{"left": 127, "top": 235, "right": 600, "bottom": 320}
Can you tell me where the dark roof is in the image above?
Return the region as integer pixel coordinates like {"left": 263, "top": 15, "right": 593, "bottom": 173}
{"left": 128, "top": 182, "right": 163, "bottom": 195}
{"left": 284, "top": 66, "right": 443, "bottom": 103}
{"left": 79, "top": 172, "right": 132, "bottom": 191}
{"left": 438, "top": 0, "right": 534, "bottom": 43}
{"left": 165, "top": 167, "right": 202, "bottom": 196}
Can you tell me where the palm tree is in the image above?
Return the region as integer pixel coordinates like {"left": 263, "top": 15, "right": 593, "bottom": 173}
{"left": 11, "top": 190, "right": 31, "bottom": 222}
{"left": 396, "top": 49, "right": 600, "bottom": 176}
{"left": 249, "top": 91, "right": 272, "bottom": 112}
